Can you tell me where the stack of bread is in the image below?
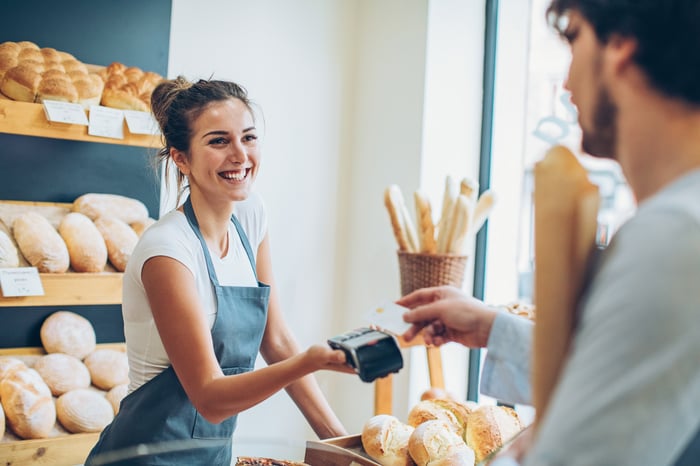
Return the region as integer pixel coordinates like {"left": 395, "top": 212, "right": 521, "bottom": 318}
{"left": 0, "top": 193, "right": 155, "bottom": 273}
{"left": 0, "top": 310, "right": 128, "bottom": 440}
{"left": 0, "top": 40, "right": 163, "bottom": 112}
{"left": 384, "top": 176, "right": 496, "bottom": 255}
{"left": 361, "top": 396, "right": 523, "bottom": 466}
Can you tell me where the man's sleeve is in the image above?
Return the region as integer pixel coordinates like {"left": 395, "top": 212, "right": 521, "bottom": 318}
{"left": 481, "top": 311, "right": 534, "bottom": 405}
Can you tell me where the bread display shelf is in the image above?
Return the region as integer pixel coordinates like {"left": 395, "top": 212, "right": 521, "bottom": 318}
{"left": 0, "top": 343, "right": 125, "bottom": 466}
{"left": 0, "top": 98, "right": 160, "bottom": 148}
{"left": 0, "top": 200, "right": 123, "bottom": 307}
{"left": 304, "top": 435, "right": 380, "bottom": 466}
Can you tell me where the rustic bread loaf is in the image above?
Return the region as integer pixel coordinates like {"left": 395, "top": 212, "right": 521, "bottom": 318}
{"left": 0, "top": 357, "right": 27, "bottom": 381}
{"left": 0, "top": 228, "right": 20, "bottom": 268}
{"left": 0, "top": 367, "right": 56, "bottom": 439}
{"left": 56, "top": 388, "right": 114, "bottom": 433}
{"left": 106, "top": 383, "right": 128, "bottom": 415}
{"left": 84, "top": 349, "right": 129, "bottom": 390}
{"left": 361, "top": 414, "right": 416, "bottom": 466}
{"left": 0, "top": 219, "right": 27, "bottom": 267}
{"left": 73, "top": 193, "right": 149, "bottom": 224}
{"left": 0, "top": 401, "right": 4, "bottom": 439}
{"left": 12, "top": 211, "right": 70, "bottom": 273}
{"left": 407, "top": 399, "right": 467, "bottom": 436}
{"left": 40, "top": 311, "right": 97, "bottom": 360}
{"left": 33, "top": 353, "right": 91, "bottom": 396}
{"left": 407, "top": 420, "right": 475, "bottom": 466}
{"left": 130, "top": 217, "right": 156, "bottom": 237}
{"left": 58, "top": 212, "right": 108, "bottom": 272}
{"left": 94, "top": 216, "right": 139, "bottom": 272}
{"left": 464, "top": 405, "right": 522, "bottom": 463}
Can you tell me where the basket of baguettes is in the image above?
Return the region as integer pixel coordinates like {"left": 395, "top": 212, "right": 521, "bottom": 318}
{"left": 384, "top": 176, "right": 496, "bottom": 296}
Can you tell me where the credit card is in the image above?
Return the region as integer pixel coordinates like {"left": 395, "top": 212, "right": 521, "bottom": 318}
{"left": 365, "top": 301, "right": 412, "bottom": 336}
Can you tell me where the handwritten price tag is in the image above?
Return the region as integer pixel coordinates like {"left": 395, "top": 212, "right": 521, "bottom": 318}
{"left": 0, "top": 268, "right": 44, "bottom": 297}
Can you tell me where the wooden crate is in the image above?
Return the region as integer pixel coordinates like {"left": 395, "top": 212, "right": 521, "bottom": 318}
{"left": 0, "top": 344, "right": 125, "bottom": 466}
{"left": 304, "top": 434, "right": 380, "bottom": 466}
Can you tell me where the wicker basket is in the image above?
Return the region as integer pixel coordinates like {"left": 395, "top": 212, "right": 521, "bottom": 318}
{"left": 397, "top": 250, "right": 469, "bottom": 296}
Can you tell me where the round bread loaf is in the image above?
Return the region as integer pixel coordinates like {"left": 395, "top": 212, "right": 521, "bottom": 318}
{"left": 72, "top": 193, "right": 149, "bottom": 225}
{"left": 464, "top": 405, "right": 522, "bottom": 463}
{"left": 56, "top": 388, "right": 114, "bottom": 433}
{"left": 84, "top": 349, "right": 129, "bottom": 390}
{"left": 106, "top": 383, "right": 128, "bottom": 415}
{"left": 407, "top": 420, "right": 475, "bottom": 466}
{"left": 93, "top": 216, "right": 139, "bottom": 272}
{"left": 0, "top": 357, "right": 27, "bottom": 381}
{"left": 40, "top": 311, "right": 96, "bottom": 360}
{"left": 0, "top": 367, "right": 56, "bottom": 439}
{"left": 361, "top": 414, "right": 416, "bottom": 466}
{"left": 407, "top": 399, "right": 468, "bottom": 436}
{"left": 33, "top": 353, "right": 91, "bottom": 396}
{"left": 58, "top": 212, "right": 108, "bottom": 273}
{"left": 12, "top": 211, "right": 70, "bottom": 273}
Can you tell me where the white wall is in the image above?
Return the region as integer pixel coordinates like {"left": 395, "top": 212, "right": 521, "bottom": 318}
{"left": 168, "top": 0, "right": 484, "bottom": 460}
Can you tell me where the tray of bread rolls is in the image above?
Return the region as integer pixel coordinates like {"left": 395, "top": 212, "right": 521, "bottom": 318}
{"left": 0, "top": 196, "right": 155, "bottom": 306}
{"left": 0, "top": 310, "right": 128, "bottom": 466}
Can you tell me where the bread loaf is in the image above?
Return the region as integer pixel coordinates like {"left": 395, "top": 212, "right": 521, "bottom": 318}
{"left": 0, "top": 367, "right": 56, "bottom": 439}
{"left": 12, "top": 212, "right": 70, "bottom": 273}
{"left": 131, "top": 217, "right": 156, "bottom": 237}
{"left": 33, "top": 353, "right": 91, "bottom": 396}
{"left": 407, "top": 420, "right": 475, "bottom": 466}
{"left": 0, "top": 401, "right": 5, "bottom": 439}
{"left": 0, "top": 357, "right": 27, "bottom": 381}
{"left": 464, "top": 405, "right": 522, "bottom": 463}
{"left": 0, "top": 228, "right": 20, "bottom": 268}
{"left": 407, "top": 399, "right": 469, "bottom": 437}
{"left": 72, "top": 193, "right": 149, "bottom": 225}
{"left": 84, "top": 349, "right": 129, "bottom": 390}
{"left": 0, "top": 219, "right": 27, "bottom": 267}
{"left": 94, "top": 216, "right": 139, "bottom": 272}
{"left": 56, "top": 388, "right": 114, "bottom": 433}
{"left": 106, "top": 383, "right": 128, "bottom": 415}
{"left": 361, "top": 414, "right": 416, "bottom": 466}
{"left": 58, "top": 212, "right": 108, "bottom": 272}
{"left": 40, "top": 311, "right": 96, "bottom": 360}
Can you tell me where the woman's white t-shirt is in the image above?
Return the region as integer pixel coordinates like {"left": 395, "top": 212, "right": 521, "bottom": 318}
{"left": 122, "top": 193, "right": 267, "bottom": 392}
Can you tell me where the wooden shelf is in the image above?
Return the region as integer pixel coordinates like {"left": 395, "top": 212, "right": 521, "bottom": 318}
{"left": 0, "top": 98, "right": 161, "bottom": 148}
{"left": 0, "top": 272, "right": 123, "bottom": 307}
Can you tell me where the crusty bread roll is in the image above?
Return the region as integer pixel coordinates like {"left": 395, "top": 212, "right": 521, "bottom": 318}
{"left": 72, "top": 193, "right": 149, "bottom": 225}
{"left": 94, "top": 216, "right": 139, "bottom": 272}
{"left": 40, "top": 311, "right": 96, "bottom": 360}
{"left": 0, "top": 367, "right": 56, "bottom": 439}
{"left": 407, "top": 420, "right": 475, "bottom": 466}
{"left": 419, "top": 387, "right": 457, "bottom": 402}
{"left": 361, "top": 414, "right": 416, "bottom": 466}
{"left": 0, "top": 63, "right": 42, "bottom": 102}
{"left": 12, "top": 211, "right": 70, "bottom": 273}
{"left": 58, "top": 212, "right": 108, "bottom": 273}
{"left": 56, "top": 388, "right": 114, "bottom": 433}
{"left": 33, "top": 353, "right": 91, "bottom": 396}
{"left": 0, "top": 228, "right": 19, "bottom": 268}
{"left": 464, "top": 405, "right": 522, "bottom": 463}
{"left": 106, "top": 383, "right": 128, "bottom": 415}
{"left": 414, "top": 191, "right": 437, "bottom": 254}
{"left": 407, "top": 399, "right": 470, "bottom": 437}
{"left": 0, "top": 357, "right": 27, "bottom": 381}
{"left": 84, "top": 349, "right": 129, "bottom": 390}
{"left": 130, "top": 217, "right": 156, "bottom": 237}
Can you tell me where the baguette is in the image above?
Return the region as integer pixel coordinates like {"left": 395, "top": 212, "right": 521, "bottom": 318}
{"left": 472, "top": 190, "right": 496, "bottom": 234}
{"left": 459, "top": 177, "right": 479, "bottom": 203}
{"left": 73, "top": 193, "right": 149, "bottom": 224}
{"left": 384, "top": 185, "right": 413, "bottom": 252}
{"left": 413, "top": 191, "right": 437, "bottom": 254}
{"left": 12, "top": 212, "right": 70, "bottom": 273}
{"left": 94, "top": 216, "right": 139, "bottom": 272}
{"left": 401, "top": 199, "right": 420, "bottom": 253}
{"left": 446, "top": 195, "right": 472, "bottom": 254}
{"left": 58, "top": 212, "right": 108, "bottom": 272}
{"left": 532, "top": 145, "right": 599, "bottom": 425}
{"left": 436, "top": 176, "right": 459, "bottom": 242}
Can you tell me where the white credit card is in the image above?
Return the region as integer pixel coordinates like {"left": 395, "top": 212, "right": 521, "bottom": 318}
{"left": 366, "top": 301, "right": 412, "bottom": 336}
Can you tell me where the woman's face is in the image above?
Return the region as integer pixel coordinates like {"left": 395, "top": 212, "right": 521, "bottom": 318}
{"left": 176, "top": 98, "right": 260, "bottom": 204}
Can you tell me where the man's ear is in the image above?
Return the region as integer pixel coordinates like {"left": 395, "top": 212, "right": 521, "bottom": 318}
{"left": 606, "top": 34, "right": 638, "bottom": 75}
{"left": 171, "top": 148, "right": 190, "bottom": 176}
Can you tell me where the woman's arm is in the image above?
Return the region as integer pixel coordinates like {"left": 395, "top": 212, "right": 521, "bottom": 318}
{"left": 255, "top": 235, "right": 348, "bottom": 439}
{"left": 143, "top": 253, "right": 347, "bottom": 425}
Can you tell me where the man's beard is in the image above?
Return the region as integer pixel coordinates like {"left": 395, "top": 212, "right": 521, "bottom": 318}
{"left": 581, "top": 84, "right": 617, "bottom": 160}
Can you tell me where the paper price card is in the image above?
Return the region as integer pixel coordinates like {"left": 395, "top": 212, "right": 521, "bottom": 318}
{"left": 123, "top": 110, "right": 161, "bottom": 135}
{"left": 0, "top": 267, "right": 45, "bottom": 297}
{"left": 42, "top": 100, "right": 89, "bottom": 125}
{"left": 88, "top": 105, "right": 124, "bottom": 139}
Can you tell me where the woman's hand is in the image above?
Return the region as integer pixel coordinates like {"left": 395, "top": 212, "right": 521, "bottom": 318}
{"left": 399, "top": 285, "right": 498, "bottom": 348}
{"left": 303, "top": 345, "right": 357, "bottom": 374}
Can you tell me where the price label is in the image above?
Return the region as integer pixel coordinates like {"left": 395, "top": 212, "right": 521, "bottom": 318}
{"left": 88, "top": 105, "right": 125, "bottom": 139}
{"left": 123, "top": 110, "right": 161, "bottom": 135}
{"left": 42, "top": 100, "right": 89, "bottom": 125}
{"left": 0, "top": 267, "right": 45, "bottom": 297}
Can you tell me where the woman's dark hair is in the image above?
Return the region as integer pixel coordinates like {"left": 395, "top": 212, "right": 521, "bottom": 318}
{"left": 150, "top": 76, "right": 254, "bottom": 201}
{"left": 547, "top": 0, "right": 700, "bottom": 105}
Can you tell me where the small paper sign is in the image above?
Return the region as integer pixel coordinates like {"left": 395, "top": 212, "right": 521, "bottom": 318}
{"left": 0, "top": 267, "right": 45, "bottom": 297}
{"left": 42, "top": 100, "right": 89, "bottom": 125}
{"left": 88, "top": 105, "right": 124, "bottom": 139}
{"left": 366, "top": 301, "right": 413, "bottom": 336}
{"left": 123, "top": 110, "right": 161, "bottom": 135}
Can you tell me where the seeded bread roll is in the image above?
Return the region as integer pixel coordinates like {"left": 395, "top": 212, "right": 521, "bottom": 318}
{"left": 106, "top": 383, "right": 128, "bottom": 415}
{"left": 12, "top": 212, "right": 69, "bottom": 273}
{"left": 72, "top": 193, "right": 149, "bottom": 225}
{"left": 58, "top": 212, "right": 108, "bottom": 272}
{"left": 94, "top": 216, "right": 139, "bottom": 272}
{"left": 84, "top": 349, "right": 129, "bottom": 390}
{"left": 464, "top": 405, "right": 522, "bottom": 463}
{"left": 40, "top": 311, "right": 96, "bottom": 360}
{"left": 0, "top": 367, "right": 56, "bottom": 439}
{"left": 407, "top": 420, "right": 475, "bottom": 466}
{"left": 33, "top": 353, "right": 91, "bottom": 396}
{"left": 361, "top": 414, "right": 416, "bottom": 466}
{"left": 56, "top": 389, "right": 114, "bottom": 433}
